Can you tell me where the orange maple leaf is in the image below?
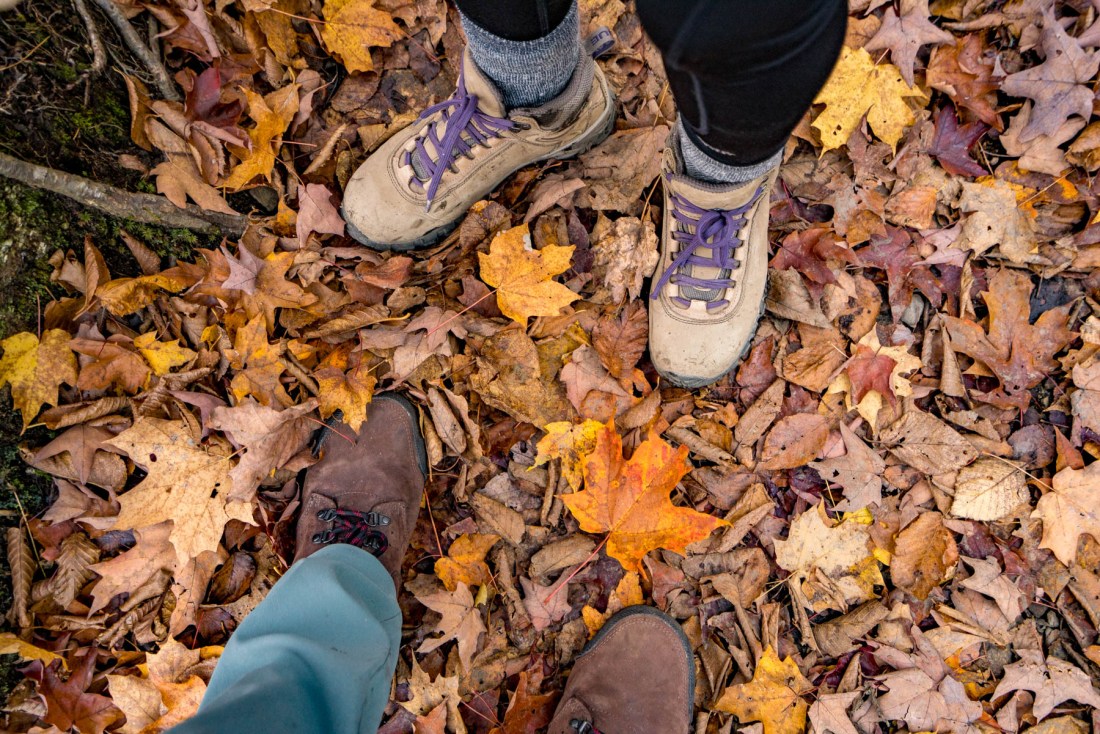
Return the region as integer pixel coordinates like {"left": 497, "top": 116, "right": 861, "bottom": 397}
{"left": 560, "top": 421, "right": 727, "bottom": 573}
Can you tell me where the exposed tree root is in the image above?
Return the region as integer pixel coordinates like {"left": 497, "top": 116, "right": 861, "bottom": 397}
{"left": 89, "top": 0, "right": 180, "bottom": 101}
{"left": 0, "top": 152, "right": 247, "bottom": 236}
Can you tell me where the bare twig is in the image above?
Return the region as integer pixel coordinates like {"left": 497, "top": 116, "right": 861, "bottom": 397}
{"left": 0, "top": 152, "right": 247, "bottom": 235}
{"left": 88, "top": 0, "right": 180, "bottom": 101}
{"left": 72, "top": 0, "right": 107, "bottom": 76}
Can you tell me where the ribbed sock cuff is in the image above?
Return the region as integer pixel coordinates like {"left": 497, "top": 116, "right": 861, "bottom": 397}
{"left": 677, "top": 120, "right": 783, "bottom": 185}
{"left": 460, "top": 2, "right": 581, "bottom": 109}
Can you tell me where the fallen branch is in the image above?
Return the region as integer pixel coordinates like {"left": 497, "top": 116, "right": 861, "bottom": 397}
{"left": 88, "top": 0, "right": 180, "bottom": 101}
{"left": 0, "top": 152, "right": 248, "bottom": 236}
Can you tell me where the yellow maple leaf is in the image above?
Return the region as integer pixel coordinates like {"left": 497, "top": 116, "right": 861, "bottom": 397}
{"left": 97, "top": 268, "right": 199, "bottom": 316}
{"left": 0, "top": 633, "right": 64, "bottom": 665}
{"left": 106, "top": 418, "right": 254, "bottom": 562}
{"left": 134, "top": 332, "right": 197, "bottom": 376}
{"left": 812, "top": 46, "right": 925, "bottom": 153}
{"left": 435, "top": 533, "right": 500, "bottom": 591}
{"left": 315, "top": 362, "right": 376, "bottom": 432}
{"left": 223, "top": 84, "right": 299, "bottom": 190}
{"left": 560, "top": 421, "right": 727, "bottom": 573}
{"left": 715, "top": 646, "right": 812, "bottom": 734}
{"left": 581, "top": 571, "right": 643, "bottom": 637}
{"left": 229, "top": 315, "right": 289, "bottom": 407}
{"left": 478, "top": 224, "right": 580, "bottom": 325}
{"left": 533, "top": 419, "right": 605, "bottom": 490}
{"left": 0, "top": 330, "right": 77, "bottom": 430}
{"left": 321, "top": 0, "right": 402, "bottom": 73}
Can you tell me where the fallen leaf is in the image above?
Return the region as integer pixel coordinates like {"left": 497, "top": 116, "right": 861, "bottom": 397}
{"left": 519, "top": 576, "right": 571, "bottom": 633}
{"left": 774, "top": 504, "right": 877, "bottom": 611}
{"left": 477, "top": 224, "right": 579, "bottom": 324}
{"left": 951, "top": 457, "right": 1029, "bottom": 521}
{"left": 134, "top": 332, "right": 197, "bottom": 376}
{"left": 992, "top": 649, "right": 1100, "bottom": 720}
{"left": 864, "top": 0, "right": 953, "bottom": 86}
{"left": 812, "top": 46, "right": 924, "bottom": 152}
{"left": 808, "top": 691, "right": 860, "bottom": 734}
{"left": 714, "top": 646, "right": 812, "bottom": 734}
{"left": 811, "top": 422, "right": 885, "bottom": 512}
{"left": 560, "top": 421, "right": 727, "bottom": 573}
{"left": 534, "top": 419, "right": 604, "bottom": 490}
{"left": 414, "top": 581, "right": 486, "bottom": 672}
{"left": 759, "top": 414, "right": 829, "bottom": 470}
{"left": 891, "top": 511, "right": 958, "bottom": 599}
{"left": 321, "top": 0, "right": 402, "bottom": 73}
{"left": 880, "top": 409, "right": 978, "bottom": 475}
{"left": 106, "top": 418, "right": 255, "bottom": 562}
{"left": 435, "top": 533, "right": 500, "bottom": 592}
{"left": 296, "top": 183, "right": 345, "bottom": 244}
{"left": 0, "top": 330, "right": 78, "bottom": 429}
{"left": 876, "top": 668, "right": 983, "bottom": 731}
{"left": 223, "top": 85, "right": 299, "bottom": 189}
{"left": 1032, "top": 462, "right": 1100, "bottom": 566}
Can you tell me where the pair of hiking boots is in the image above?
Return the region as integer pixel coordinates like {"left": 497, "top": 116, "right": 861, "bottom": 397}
{"left": 297, "top": 395, "right": 695, "bottom": 734}
{"left": 342, "top": 50, "right": 776, "bottom": 388}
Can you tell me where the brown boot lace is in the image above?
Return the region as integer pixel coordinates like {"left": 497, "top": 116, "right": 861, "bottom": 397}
{"left": 311, "top": 508, "right": 390, "bottom": 556}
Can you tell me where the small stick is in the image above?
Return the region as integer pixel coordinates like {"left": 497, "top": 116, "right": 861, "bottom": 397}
{"left": 89, "top": 0, "right": 180, "bottom": 101}
{"left": 73, "top": 0, "right": 107, "bottom": 76}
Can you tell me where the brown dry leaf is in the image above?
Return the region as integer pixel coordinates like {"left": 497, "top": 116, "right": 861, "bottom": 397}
{"left": 773, "top": 504, "right": 878, "bottom": 612}
{"left": 589, "top": 216, "right": 660, "bottom": 303}
{"left": 876, "top": 668, "right": 983, "bottom": 731}
{"left": 577, "top": 126, "right": 669, "bottom": 212}
{"left": 1032, "top": 462, "right": 1100, "bottom": 566}
{"left": 107, "top": 674, "right": 164, "bottom": 734}
{"left": 208, "top": 398, "right": 319, "bottom": 501}
{"left": 944, "top": 268, "right": 1075, "bottom": 409}
{"left": 97, "top": 268, "right": 201, "bottom": 316}
{"left": 864, "top": 0, "right": 953, "bottom": 86}
{"left": 807, "top": 691, "right": 860, "bottom": 734}
{"left": 560, "top": 421, "right": 728, "bottom": 573}
{"left": 992, "top": 650, "right": 1100, "bottom": 720}
{"left": 811, "top": 423, "right": 885, "bottom": 512}
{"left": 321, "top": 0, "right": 402, "bottom": 73}
{"left": 315, "top": 362, "right": 376, "bottom": 432}
{"left": 89, "top": 523, "right": 177, "bottom": 613}
{"left": 955, "top": 179, "right": 1039, "bottom": 263}
{"left": 72, "top": 335, "right": 151, "bottom": 394}
{"left": 0, "top": 330, "right": 78, "bottom": 430}
{"left": 106, "top": 418, "right": 254, "bottom": 562}
{"left": 228, "top": 315, "right": 289, "bottom": 407}
{"left": 519, "top": 576, "right": 570, "bottom": 633}
{"left": 435, "top": 534, "right": 500, "bottom": 592}
{"left": 477, "top": 224, "right": 579, "bottom": 324}
{"left": 714, "top": 646, "right": 812, "bottom": 734}
{"left": 1001, "top": 11, "right": 1100, "bottom": 142}
{"left": 401, "top": 659, "right": 467, "bottom": 734}
{"left": 414, "top": 581, "right": 486, "bottom": 672}
{"left": 891, "top": 511, "right": 958, "bottom": 599}
{"left": 296, "top": 183, "right": 345, "bottom": 245}
{"left": 759, "top": 414, "right": 829, "bottom": 470}
{"left": 880, "top": 409, "right": 978, "bottom": 475}
{"left": 469, "top": 327, "right": 574, "bottom": 426}
{"left": 950, "top": 457, "right": 1029, "bottom": 521}
{"left": 592, "top": 301, "right": 648, "bottom": 379}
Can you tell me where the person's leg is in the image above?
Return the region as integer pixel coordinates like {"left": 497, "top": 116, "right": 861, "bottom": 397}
{"left": 637, "top": 0, "right": 848, "bottom": 182}
{"left": 453, "top": 0, "right": 578, "bottom": 108}
{"left": 171, "top": 546, "right": 400, "bottom": 734}
{"left": 170, "top": 394, "right": 428, "bottom": 734}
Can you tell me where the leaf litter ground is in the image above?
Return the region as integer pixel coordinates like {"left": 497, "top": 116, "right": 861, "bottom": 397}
{"left": 3, "top": 0, "right": 1100, "bottom": 732}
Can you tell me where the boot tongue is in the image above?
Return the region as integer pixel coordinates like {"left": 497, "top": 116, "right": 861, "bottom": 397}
{"left": 408, "top": 49, "right": 508, "bottom": 184}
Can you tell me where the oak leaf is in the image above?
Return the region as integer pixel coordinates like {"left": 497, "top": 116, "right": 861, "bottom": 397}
{"left": 992, "top": 650, "right": 1100, "bottom": 720}
{"left": 926, "top": 104, "right": 989, "bottom": 178}
{"left": 106, "top": 418, "right": 255, "bottom": 562}
{"left": 477, "top": 224, "right": 579, "bottom": 324}
{"left": 880, "top": 409, "right": 977, "bottom": 475}
{"left": 944, "top": 268, "right": 1075, "bottom": 409}
{"left": 296, "top": 183, "right": 345, "bottom": 245}
{"left": 0, "top": 330, "right": 78, "bottom": 429}
{"left": 927, "top": 33, "right": 1003, "bottom": 130}
{"left": 811, "top": 422, "right": 885, "bottom": 512}
{"left": 812, "top": 46, "right": 924, "bottom": 152}
{"left": 560, "top": 421, "right": 727, "bottom": 573}
{"left": 1032, "top": 462, "right": 1100, "bottom": 565}
{"left": 1001, "top": 11, "right": 1100, "bottom": 142}
{"left": 864, "top": 0, "right": 953, "bottom": 87}
{"left": 714, "top": 646, "right": 812, "bottom": 734}
{"left": 321, "top": 0, "right": 402, "bottom": 73}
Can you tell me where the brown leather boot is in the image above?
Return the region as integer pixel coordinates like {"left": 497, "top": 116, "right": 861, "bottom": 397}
{"left": 294, "top": 394, "right": 427, "bottom": 589}
{"left": 548, "top": 606, "right": 694, "bottom": 734}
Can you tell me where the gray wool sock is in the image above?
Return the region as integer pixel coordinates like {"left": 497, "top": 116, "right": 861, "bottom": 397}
{"left": 460, "top": 2, "right": 580, "bottom": 109}
{"left": 677, "top": 120, "right": 783, "bottom": 185}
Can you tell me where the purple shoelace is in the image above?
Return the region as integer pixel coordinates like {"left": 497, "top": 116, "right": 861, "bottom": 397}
{"left": 402, "top": 68, "right": 518, "bottom": 211}
{"left": 650, "top": 184, "right": 765, "bottom": 311}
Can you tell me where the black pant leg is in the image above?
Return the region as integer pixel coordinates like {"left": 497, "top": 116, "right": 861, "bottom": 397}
{"left": 452, "top": 0, "right": 574, "bottom": 41}
{"left": 635, "top": 0, "right": 848, "bottom": 165}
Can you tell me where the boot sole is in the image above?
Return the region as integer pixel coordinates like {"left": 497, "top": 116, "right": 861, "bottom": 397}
{"left": 576, "top": 604, "right": 696, "bottom": 725}
{"left": 343, "top": 91, "right": 617, "bottom": 252}
{"left": 655, "top": 283, "right": 768, "bottom": 390}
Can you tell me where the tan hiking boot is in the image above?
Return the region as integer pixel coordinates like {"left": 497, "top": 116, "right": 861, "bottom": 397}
{"left": 548, "top": 606, "right": 694, "bottom": 734}
{"left": 648, "top": 130, "right": 779, "bottom": 389}
{"left": 342, "top": 48, "right": 615, "bottom": 251}
{"left": 294, "top": 394, "right": 427, "bottom": 589}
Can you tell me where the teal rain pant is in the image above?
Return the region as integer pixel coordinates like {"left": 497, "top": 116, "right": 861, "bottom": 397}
{"left": 171, "top": 545, "right": 401, "bottom": 734}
